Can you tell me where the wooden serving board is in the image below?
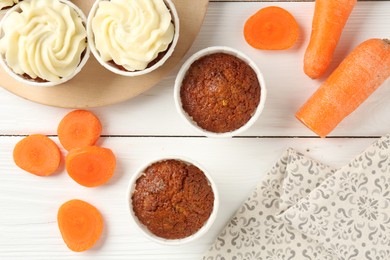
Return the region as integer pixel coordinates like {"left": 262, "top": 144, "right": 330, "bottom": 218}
{"left": 0, "top": 0, "right": 209, "bottom": 108}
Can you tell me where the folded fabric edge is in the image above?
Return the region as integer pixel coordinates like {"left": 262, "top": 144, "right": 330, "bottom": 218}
{"left": 202, "top": 147, "right": 334, "bottom": 258}
{"left": 278, "top": 134, "right": 390, "bottom": 259}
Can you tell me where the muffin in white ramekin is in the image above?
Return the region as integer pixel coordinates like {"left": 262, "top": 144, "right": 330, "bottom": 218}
{"left": 87, "top": 0, "right": 180, "bottom": 77}
{"left": 174, "top": 46, "right": 267, "bottom": 138}
{"left": 127, "top": 156, "right": 219, "bottom": 245}
{"left": 0, "top": 0, "right": 90, "bottom": 87}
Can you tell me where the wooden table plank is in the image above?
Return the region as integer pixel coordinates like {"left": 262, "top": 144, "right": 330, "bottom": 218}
{"left": 0, "top": 136, "right": 377, "bottom": 259}
{"left": 0, "top": 1, "right": 389, "bottom": 259}
{"left": 0, "top": 2, "right": 388, "bottom": 137}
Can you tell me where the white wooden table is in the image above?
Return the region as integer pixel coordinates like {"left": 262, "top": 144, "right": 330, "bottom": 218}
{"left": 0, "top": 1, "right": 389, "bottom": 259}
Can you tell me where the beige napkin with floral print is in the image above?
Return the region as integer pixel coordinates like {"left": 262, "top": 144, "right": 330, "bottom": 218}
{"left": 203, "top": 134, "right": 390, "bottom": 260}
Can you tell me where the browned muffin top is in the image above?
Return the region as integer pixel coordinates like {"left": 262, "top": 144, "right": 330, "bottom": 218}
{"left": 131, "top": 159, "right": 214, "bottom": 239}
{"left": 180, "top": 53, "right": 261, "bottom": 133}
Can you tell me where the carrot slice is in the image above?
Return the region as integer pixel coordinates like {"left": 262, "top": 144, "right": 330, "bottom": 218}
{"left": 296, "top": 38, "right": 390, "bottom": 137}
{"left": 304, "top": 0, "right": 357, "bottom": 79}
{"left": 244, "top": 6, "right": 299, "bottom": 50}
{"left": 66, "top": 146, "right": 116, "bottom": 187}
{"left": 58, "top": 110, "right": 102, "bottom": 151}
{"left": 13, "top": 134, "right": 61, "bottom": 176}
{"left": 58, "top": 199, "right": 103, "bottom": 252}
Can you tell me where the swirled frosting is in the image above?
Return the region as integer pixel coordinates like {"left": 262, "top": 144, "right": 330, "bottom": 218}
{"left": 0, "top": 0, "right": 19, "bottom": 10}
{"left": 0, "top": 0, "right": 87, "bottom": 82}
{"left": 92, "top": 0, "right": 174, "bottom": 71}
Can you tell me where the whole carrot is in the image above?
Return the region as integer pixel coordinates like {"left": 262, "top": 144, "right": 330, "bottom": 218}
{"left": 304, "top": 0, "right": 357, "bottom": 79}
{"left": 296, "top": 38, "right": 390, "bottom": 137}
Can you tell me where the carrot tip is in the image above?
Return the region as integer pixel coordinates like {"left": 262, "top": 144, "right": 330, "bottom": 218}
{"left": 303, "top": 0, "right": 357, "bottom": 78}
{"left": 295, "top": 113, "right": 327, "bottom": 138}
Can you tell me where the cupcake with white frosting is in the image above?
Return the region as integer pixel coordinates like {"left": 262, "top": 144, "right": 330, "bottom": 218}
{"left": 88, "top": 0, "right": 180, "bottom": 76}
{"left": 0, "top": 0, "right": 89, "bottom": 86}
{"left": 0, "top": 0, "right": 19, "bottom": 11}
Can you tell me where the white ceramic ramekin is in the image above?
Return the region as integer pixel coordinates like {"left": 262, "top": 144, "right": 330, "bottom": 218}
{"left": 0, "top": 0, "right": 90, "bottom": 87}
{"left": 87, "top": 0, "right": 180, "bottom": 77}
{"left": 126, "top": 156, "right": 219, "bottom": 245}
{"left": 174, "top": 46, "right": 267, "bottom": 138}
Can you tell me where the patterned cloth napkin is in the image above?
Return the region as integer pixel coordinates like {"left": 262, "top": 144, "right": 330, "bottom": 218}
{"left": 203, "top": 134, "right": 390, "bottom": 260}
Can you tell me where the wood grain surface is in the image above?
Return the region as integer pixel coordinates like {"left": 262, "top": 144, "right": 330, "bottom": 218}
{"left": 0, "top": 136, "right": 378, "bottom": 260}
{"left": 0, "top": 1, "right": 389, "bottom": 260}
{"left": 0, "top": 1, "right": 387, "bottom": 137}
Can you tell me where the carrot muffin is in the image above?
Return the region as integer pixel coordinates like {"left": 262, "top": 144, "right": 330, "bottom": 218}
{"left": 91, "top": 0, "right": 175, "bottom": 72}
{"left": 0, "top": 0, "right": 19, "bottom": 11}
{"left": 180, "top": 53, "right": 261, "bottom": 133}
{"left": 132, "top": 159, "right": 214, "bottom": 239}
{"left": 0, "top": 0, "right": 87, "bottom": 83}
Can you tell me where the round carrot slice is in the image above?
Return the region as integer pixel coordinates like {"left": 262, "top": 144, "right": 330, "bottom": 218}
{"left": 13, "top": 134, "right": 61, "bottom": 176}
{"left": 58, "top": 110, "right": 102, "bottom": 151}
{"left": 57, "top": 199, "right": 103, "bottom": 252}
{"left": 66, "top": 146, "right": 116, "bottom": 187}
{"left": 244, "top": 6, "right": 299, "bottom": 50}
